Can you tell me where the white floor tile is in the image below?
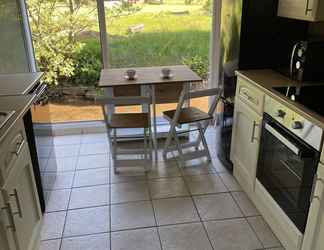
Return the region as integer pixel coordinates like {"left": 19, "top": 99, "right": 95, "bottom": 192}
{"left": 247, "top": 216, "right": 281, "bottom": 248}
{"left": 149, "top": 177, "right": 189, "bottom": 199}
{"left": 204, "top": 218, "right": 262, "bottom": 250}
{"left": 232, "top": 191, "right": 259, "bottom": 217}
{"left": 42, "top": 172, "right": 74, "bottom": 190}
{"left": 218, "top": 172, "right": 242, "bottom": 191}
{"left": 73, "top": 168, "right": 109, "bottom": 187}
{"left": 64, "top": 206, "right": 110, "bottom": 237}
{"left": 153, "top": 197, "right": 200, "bottom": 226}
{"left": 46, "top": 157, "right": 78, "bottom": 172}
{"left": 77, "top": 154, "right": 109, "bottom": 170}
{"left": 111, "top": 201, "right": 155, "bottom": 231}
{"left": 41, "top": 211, "right": 66, "bottom": 240}
{"left": 61, "top": 233, "right": 110, "bottom": 250}
{"left": 69, "top": 185, "right": 109, "bottom": 209}
{"left": 79, "top": 142, "right": 109, "bottom": 155}
{"left": 45, "top": 189, "right": 71, "bottom": 212}
{"left": 40, "top": 239, "right": 61, "bottom": 250}
{"left": 111, "top": 228, "right": 161, "bottom": 250}
{"left": 111, "top": 181, "right": 149, "bottom": 204}
{"left": 194, "top": 193, "right": 243, "bottom": 221}
{"left": 159, "top": 222, "right": 213, "bottom": 250}
{"left": 51, "top": 145, "right": 80, "bottom": 158}
{"left": 184, "top": 174, "right": 228, "bottom": 195}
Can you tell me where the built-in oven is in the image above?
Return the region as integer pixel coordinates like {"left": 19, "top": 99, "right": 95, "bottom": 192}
{"left": 257, "top": 96, "right": 323, "bottom": 234}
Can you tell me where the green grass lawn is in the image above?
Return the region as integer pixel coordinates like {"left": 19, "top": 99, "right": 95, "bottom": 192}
{"left": 82, "top": 3, "right": 211, "bottom": 72}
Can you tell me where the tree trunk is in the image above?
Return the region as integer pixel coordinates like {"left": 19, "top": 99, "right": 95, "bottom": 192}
{"left": 68, "top": 0, "right": 74, "bottom": 43}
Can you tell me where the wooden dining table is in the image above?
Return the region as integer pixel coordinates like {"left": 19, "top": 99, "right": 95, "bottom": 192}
{"left": 98, "top": 65, "right": 202, "bottom": 160}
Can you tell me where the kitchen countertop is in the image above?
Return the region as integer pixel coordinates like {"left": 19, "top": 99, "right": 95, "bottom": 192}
{"left": 0, "top": 72, "right": 43, "bottom": 95}
{"left": 236, "top": 69, "right": 324, "bottom": 129}
{"left": 0, "top": 95, "right": 36, "bottom": 142}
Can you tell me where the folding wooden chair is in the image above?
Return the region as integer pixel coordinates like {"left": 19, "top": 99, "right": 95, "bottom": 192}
{"left": 162, "top": 87, "right": 221, "bottom": 166}
{"left": 96, "top": 94, "right": 153, "bottom": 173}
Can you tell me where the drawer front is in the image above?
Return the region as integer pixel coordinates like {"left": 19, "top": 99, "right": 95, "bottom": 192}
{"left": 0, "top": 120, "right": 26, "bottom": 186}
{"left": 321, "top": 149, "right": 324, "bottom": 164}
{"left": 236, "top": 77, "right": 264, "bottom": 115}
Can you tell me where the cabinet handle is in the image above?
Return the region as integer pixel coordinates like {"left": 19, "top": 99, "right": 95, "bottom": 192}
{"left": 10, "top": 189, "right": 23, "bottom": 218}
{"left": 251, "top": 121, "right": 259, "bottom": 143}
{"left": 310, "top": 174, "right": 324, "bottom": 202}
{"left": 11, "top": 139, "right": 25, "bottom": 156}
{"left": 305, "top": 0, "right": 312, "bottom": 15}
{"left": 1, "top": 203, "right": 16, "bottom": 232}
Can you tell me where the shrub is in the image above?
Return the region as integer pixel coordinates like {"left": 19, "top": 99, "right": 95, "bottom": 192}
{"left": 71, "top": 40, "right": 101, "bottom": 86}
{"left": 182, "top": 55, "right": 209, "bottom": 79}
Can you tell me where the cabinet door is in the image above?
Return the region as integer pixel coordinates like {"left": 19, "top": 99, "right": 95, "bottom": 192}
{"left": 231, "top": 98, "right": 262, "bottom": 192}
{"left": 278, "top": 0, "right": 324, "bottom": 21}
{"left": 2, "top": 144, "right": 42, "bottom": 250}
{"left": 302, "top": 163, "right": 324, "bottom": 250}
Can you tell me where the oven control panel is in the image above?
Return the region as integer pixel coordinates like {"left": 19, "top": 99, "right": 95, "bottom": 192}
{"left": 264, "top": 95, "right": 323, "bottom": 151}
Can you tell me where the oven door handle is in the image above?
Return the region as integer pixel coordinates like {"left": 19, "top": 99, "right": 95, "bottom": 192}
{"left": 33, "top": 83, "right": 47, "bottom": 100}
{"left": 265, "top": 123, "right": 300, "bottom": 155}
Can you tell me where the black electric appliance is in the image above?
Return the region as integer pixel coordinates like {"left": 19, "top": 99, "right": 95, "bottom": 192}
{"left": 257, "top": 91, "right": 324, "bottom": 233}
{"left": 217, "top": 0, "right": 309, "bottom": 170}
{"left": 287, "top": 40, "right": 324, "bottom": 82}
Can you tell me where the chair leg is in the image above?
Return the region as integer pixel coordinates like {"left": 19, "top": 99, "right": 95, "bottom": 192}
{"left": 173, "top": 129, "right": 185, "bottom": 167}
{"left": 197, "top": 122, "right": 212, "bottom": 162}
{"left": 113, "top": 128, "right": 118, "bottom": 174}
{"left": 143, "top": 128, "right": 150, "bottom": 172}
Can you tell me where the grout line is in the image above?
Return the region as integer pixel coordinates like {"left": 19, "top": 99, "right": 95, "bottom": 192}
{"left": 58, "top": 143, "right": 81, "bottom": 250}
{"left": 108, "top": 156, "right": 112, "bottom": 250}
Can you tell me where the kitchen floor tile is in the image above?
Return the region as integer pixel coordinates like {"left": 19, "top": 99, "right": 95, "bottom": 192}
{"left": 159, "top": 222, "right": 213, "bottom": 250}
{"left": 38, "top": 146, "right": 52, "bottom": 158}
{"left": 39, "top": 158, "right": 49, "bottom": 172}
{"left": 41, "top": 211, "right": 66, "bottom": 240}
{"left": 42, "top": 172, "right": 74, "bottom": 190}
{"left": 111, "top": 181, "right": 149, "bottom": 204}
{"left": 81, "top": 133, "right": 109, "bottom": 144}
{"left": 45, "top": 189, "right": 71, "bottom": 212}
{"left": 232, "top": 191, "right": 259, "bottom": 217}
{"left": 218, "top": 172, "right": 242, "bottom": 191}
{"left": 147, "top": 161, "right": 181, "bottom": 179}
{"left": 64, "top": 206, "right": 110, "bottom": 237}
{"left": 111, "top": 201, "right": 155, "bottom": 231}
{"left": 149, "top": 177, "right": 189, "bottom": 199}
{"left": 111, "top": 227, "right": 161, "bottom": 250}
{"left": 61, "top": 233, "right": 110, "bottom": 250}
{"left": 51, "top": 145, "right": 80, "bottom": 158}
{"left": 153, "top": 197, "right": 200, "bottom": 226}
{"left": 184, "top": 174, "right": 228, "bottom": 195}
{"left": 110, "top": 168, "right": 146, "bottom": 184}
{"left": 211, "top": 157, "right": 228, "bottom": 173}
{"left": 77, "top": 154, "right": 109, "bottom": 170}
{"left": 46, "top": 157, "right": 78, "bottom": 172}
{"left": 53, "top": 135, "right": 81, "bottom": 146}
{"left": 73, "top": 168, "right": 109, "bottom": 187}
{"left": 79, "top": 142, "right": 109, "bottom": 155}
{"left": 40, "top": 239, "right": 61, "bottom": 250}
{"left": 69, "top": 185, "right": 109, "bottom": 209}
{"left": 180, "top": 160, "right": 216, "bottom": 176}
{"left": 247, "top": 216, "right": 281, "bottom": 248}
{"left": 204, "top": 218, "right": 262, "bottom": 250}
{"left": 194, "top": 193, "right": 243, "bottom": 221}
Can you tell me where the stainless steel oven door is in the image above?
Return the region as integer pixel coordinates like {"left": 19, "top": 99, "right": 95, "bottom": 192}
{"left": 257, "top": 113, "right": 320, "bottom": 233}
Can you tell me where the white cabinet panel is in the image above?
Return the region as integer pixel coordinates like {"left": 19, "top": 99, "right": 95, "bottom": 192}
{"left": 231, "top": 97, "right": 262, "bottom": 195}
{"left": 278, "top": 0, "right": 324, "bottom": 21}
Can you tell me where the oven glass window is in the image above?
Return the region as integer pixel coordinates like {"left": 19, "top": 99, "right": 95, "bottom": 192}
{"left": 257, "top": 117, "right": 319, "bottom": 233}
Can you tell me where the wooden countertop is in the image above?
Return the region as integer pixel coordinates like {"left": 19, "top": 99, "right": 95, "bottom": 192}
{"left": 236, "top": 69, "right": 324, "bottom": 129}
{"left": 0, "top": 72, "right": 43, "bottom": 95}
{"left": 0, "top": 95, "right": 36, "bottom": 142}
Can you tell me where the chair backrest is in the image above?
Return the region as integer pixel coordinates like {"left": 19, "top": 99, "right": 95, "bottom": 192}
{"left": 154, "top": 83, "right": 184, "bottom": 104}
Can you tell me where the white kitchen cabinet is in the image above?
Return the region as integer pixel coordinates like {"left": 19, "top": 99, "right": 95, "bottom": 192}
{"left": 231, "top": 97, "right": 262, "bottom": 195}
{"left": 278, "top": 0, "right": 324, "bottom": 21}
{"left": 0, "top": 120, "right": 42, "bottom": 250}
{"left": 302, "top": 163, "right": 324, "bottom": 250}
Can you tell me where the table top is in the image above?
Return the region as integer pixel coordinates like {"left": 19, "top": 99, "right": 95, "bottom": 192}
{"left": 98, "top": 65, "right": 202, "bottom": 87}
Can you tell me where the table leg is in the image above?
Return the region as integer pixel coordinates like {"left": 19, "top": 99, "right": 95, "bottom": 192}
{"left": 151, "top": 85, "right": 158, "bottom": 162}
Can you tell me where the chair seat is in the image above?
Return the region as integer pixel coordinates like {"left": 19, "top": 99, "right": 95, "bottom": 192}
{"left": 163, "top": 107, "right": 212, "bottom": 125}
{"left": 110, "top": 113, "right": 150, "bottom": 128}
